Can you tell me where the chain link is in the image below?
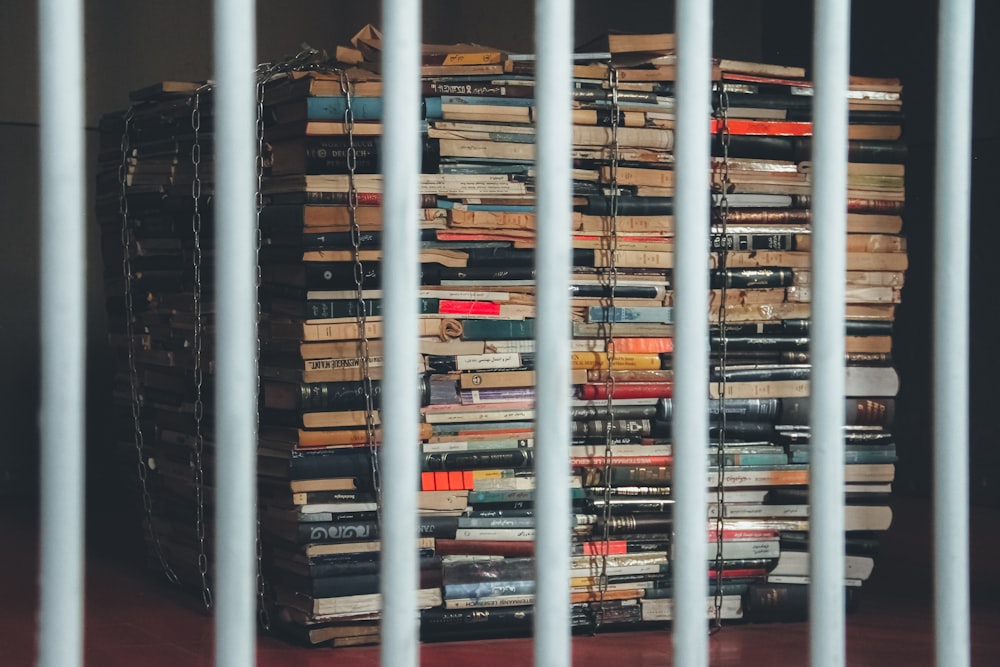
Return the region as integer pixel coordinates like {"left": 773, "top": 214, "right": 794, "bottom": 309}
{"left": 594, "top": 66, "right": 622, "bottom": 632}
{"left": 190, "top": 87, "right": 214, "bottom": 611}
{"left": 120, "top": 106, "right": 180, "bottom": 585}
{"left": 338, "top": 69, "right": 382, "bottom": 516}
{"left": 254, "top": 70, "right": 272, "bottom": 632}
{"left": 710, "top": 84, "right": 732, "bottom": 634}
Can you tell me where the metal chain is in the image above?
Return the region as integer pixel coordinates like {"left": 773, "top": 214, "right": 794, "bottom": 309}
{"left": 710, "top": 84, "right": 732, "bottom": 634}
{"left": 339, "top": 69, "right": 382, "bottom": 514}
{"left": 254, "top": 70, "right": 272, "bottom": 632}
{"left": 594, "top": 65, "right": 621, "bottom": 633}
{"left": 120, "top": 105, "right": 180, "bottom": 585}
{"left": 246, "top": 50, "right": 331, "bottom": 631}
{"left": 190, "top": 87, "right": 214, "bottom": 611}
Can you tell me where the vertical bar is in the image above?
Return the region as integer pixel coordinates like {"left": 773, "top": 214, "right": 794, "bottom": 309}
{"left": 673, "top": 1, "right": 712, "bottom": 664}
{"left": 379, "top": 0, "right": 422, "bottom": 665}
{"left": 933, "top": 1, "right": 974, "bottom": 666}
{"left": 809, "top": 1, "right": 850, "bottom": 665}
{"left": 37, "top": 0, "right": 86, "bottom": 665}
{"left": 533, "top": 0, "right": 574, "bottom": 665}
{"left": 213, "top": 0, "right": 258, "bottom": 664}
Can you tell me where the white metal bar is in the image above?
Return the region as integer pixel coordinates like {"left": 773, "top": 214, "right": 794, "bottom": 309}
{"left": 933, "top": 2, "right": 974, "bottom": 666}
{"left": 808, "top": 1, "right": 850, "bottom": 666}
{"left": 673, "top": 1, "right": 712, "bottom": 664}
{"left": 212, "top": 0, "right": 259, "bottom": 664}
{"left": 37, "top": 0, "right": 86, "bottom": 665}
{"left": 532, "top": 0, "right": 574, "bottom": 665}
{"left": 379, "top": 1, "right": 423, "bottom": 666}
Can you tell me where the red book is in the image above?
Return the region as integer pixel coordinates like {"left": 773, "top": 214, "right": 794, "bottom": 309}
{"left": 438, "top": 299, "right": 502, "bottom": 316}
{"left": 709, "top": 567, "right": 770, "bottom": 579}
{"left": 577, "top": 540, "right": 629, "bottom": 556}
{"left": 435, "top": 538, "right": 535, "bottom": 557}
{"left": 710, "top": 117, "right": 813, "bottom": 136}
{"left": 577, "top": 382, "right": 673, "bottom": 400}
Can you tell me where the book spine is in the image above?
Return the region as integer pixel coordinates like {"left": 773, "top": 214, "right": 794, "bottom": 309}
{"left": 306, "top": 297, "right": 440, "bottom": 319}
{"left": 294, "top": 379, "right": 384, "bottom": 412}
{"left": 434, "top": 538, "right": 535, "bottom": 557}
{"left": 714, "top": 135, "right": 907, "bottom": 164}
{"left": 716, "top": 207, "right": 811, "bottom": 224}
{"left": 443, "top": 580, "right": 536, "bottom": 601}
{"left": 710, "top": 232, "right": 796, "bottom": 252}
{"left": 579, "top": 195, "right": 674, "bottom": 216}
{"left": 293, "top": 136, "right": 440, "bottom": 175}
{"left": 420, "top": 605, "right": 535, "bottom": 633}
{"left": 577, "top": 382, "right": 673, "bottom": 400}
{"left": 308, "top": 573, "right": 382, "bottom": 598}
{"left": 298, "top": 519, "right": 380, "bottom": 544}
{"left": 587, "top": 306, "right": 674, "bottom": 324}
{"left": 289, "top": 449, "right": 375, "bottom": 481}
{"left": 711, "top": 268, "right": 796, "bottom": 288}
{"left": 460, "top": 319, "right": 535, "bottom": 340}
{"left": 712, "top": 366, "right": 812, "bottom": 382}
{"left": 583, "top": 466, "right": 671, "bottom": 487}
{"left": 571, "top": 455, "right": 672, "bottom": 467}
{"left": 423, "top": 449, "right": 533, "bottom": 472}
{"left": 656, "top": 397, "right": 781, "bottom": 422}
{"left": 305, "top": 96, "right": 385, "bottom": 120}
{"left": 295, "top": 191, "right": 438, "bottom": 206}
{"left": 457, "top": 516, "right": 536, "bottom": 529}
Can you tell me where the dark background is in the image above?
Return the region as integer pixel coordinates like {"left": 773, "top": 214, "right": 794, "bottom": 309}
{"left": 0, "top": 0, "right": 996, "bottom": 510}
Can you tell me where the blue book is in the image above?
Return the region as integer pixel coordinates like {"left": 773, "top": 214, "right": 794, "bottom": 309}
{"left": 439, "top": 94, "right": 534, "bottom": 107}
{"left": 587, "top": 306, "right": 674, "bottom": 324}
{"left": 300, "top": 96, "right": 443, "bottom": 120}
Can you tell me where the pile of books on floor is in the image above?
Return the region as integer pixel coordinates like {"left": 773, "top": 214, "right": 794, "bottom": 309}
{"left": 97, "top": 24, "right": 905, "bottom": 647}
{"left": 96, "top": 80, "right": 225, "bottom": 591}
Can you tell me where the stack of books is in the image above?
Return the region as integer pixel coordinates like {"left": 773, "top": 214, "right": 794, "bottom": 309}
{"left": 97, "top": 24, "right": 906, "bottom": 646}
{"left": 96, "top": 80, "right": 223, "bottom": 591}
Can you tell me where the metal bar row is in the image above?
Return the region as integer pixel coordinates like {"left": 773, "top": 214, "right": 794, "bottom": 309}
{"left": 933, "top": 2, "right": 975, "bottom": 667}
{"left": 35, "top": 1, "right": 976, "bottom": 665}
{"left": 532, "top": 1, "right": 576, "bottom": 665}
{"left": 672, "top": 1, "right": 713, "bottom": 665}
{"left": 211, "top": 0, "right": 260, "bottom": 664}
{"left": 37, "top": 0, "right": 86, "bottom": 664}
{"left": 808, "top": 1, "right": 850, "bottom": 665}
{"left": 380, "top": 0, "right": 425, "bottom": 665}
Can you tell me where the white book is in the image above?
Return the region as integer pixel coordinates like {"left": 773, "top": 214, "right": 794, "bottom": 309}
{"left": 769, "top": 550, "right": 876, "bottom": 581}
{"left": 640, "top": 594, "right": 744, "bottom": 622}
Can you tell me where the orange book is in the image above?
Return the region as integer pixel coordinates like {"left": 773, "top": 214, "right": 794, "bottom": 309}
{"left": 610, "top": 337, "right": 674, "bottom": 354}
{"left": 711, "top": 117, "right": 813, "bottom": 136}
{"left": 421, "top": 472, "right": 437, "bottom": 491}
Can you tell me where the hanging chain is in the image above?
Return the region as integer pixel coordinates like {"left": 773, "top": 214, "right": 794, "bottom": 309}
{"left": 339, "top": 69, "right": 382, "bottom": 515}
{"left": 245, "top": 49, "right": 331, "bottom": 629}
{"left": 120, "top": 105, "right": 180, "bottom": 585}
{"left": 190, "top": 86, "right": 214, "bottom": 611}
{"left": 710, "top": 84, "right": 732, "bottom": 634}
{"left": 594, "top": 65, "right": 621, "bottom": 632}
{"left": 254, "top": 69, "right": 272, "bottom": 631}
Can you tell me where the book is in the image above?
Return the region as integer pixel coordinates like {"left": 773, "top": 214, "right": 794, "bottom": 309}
{"left": 639, "top": 594, "right": 745, "bottom": 622}
{"left": 276, "top": 586, "right": 444, "bottom": 618}
{"left": 767, "top": 549, "right": 876, "bottom": 581}
{"left": 744, "top": 582, "right": 861, "bottom": 622}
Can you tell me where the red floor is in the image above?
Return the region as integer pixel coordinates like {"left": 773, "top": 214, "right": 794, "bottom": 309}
{"left": 2, "top": 494, "right": 999, "bottom": 666}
